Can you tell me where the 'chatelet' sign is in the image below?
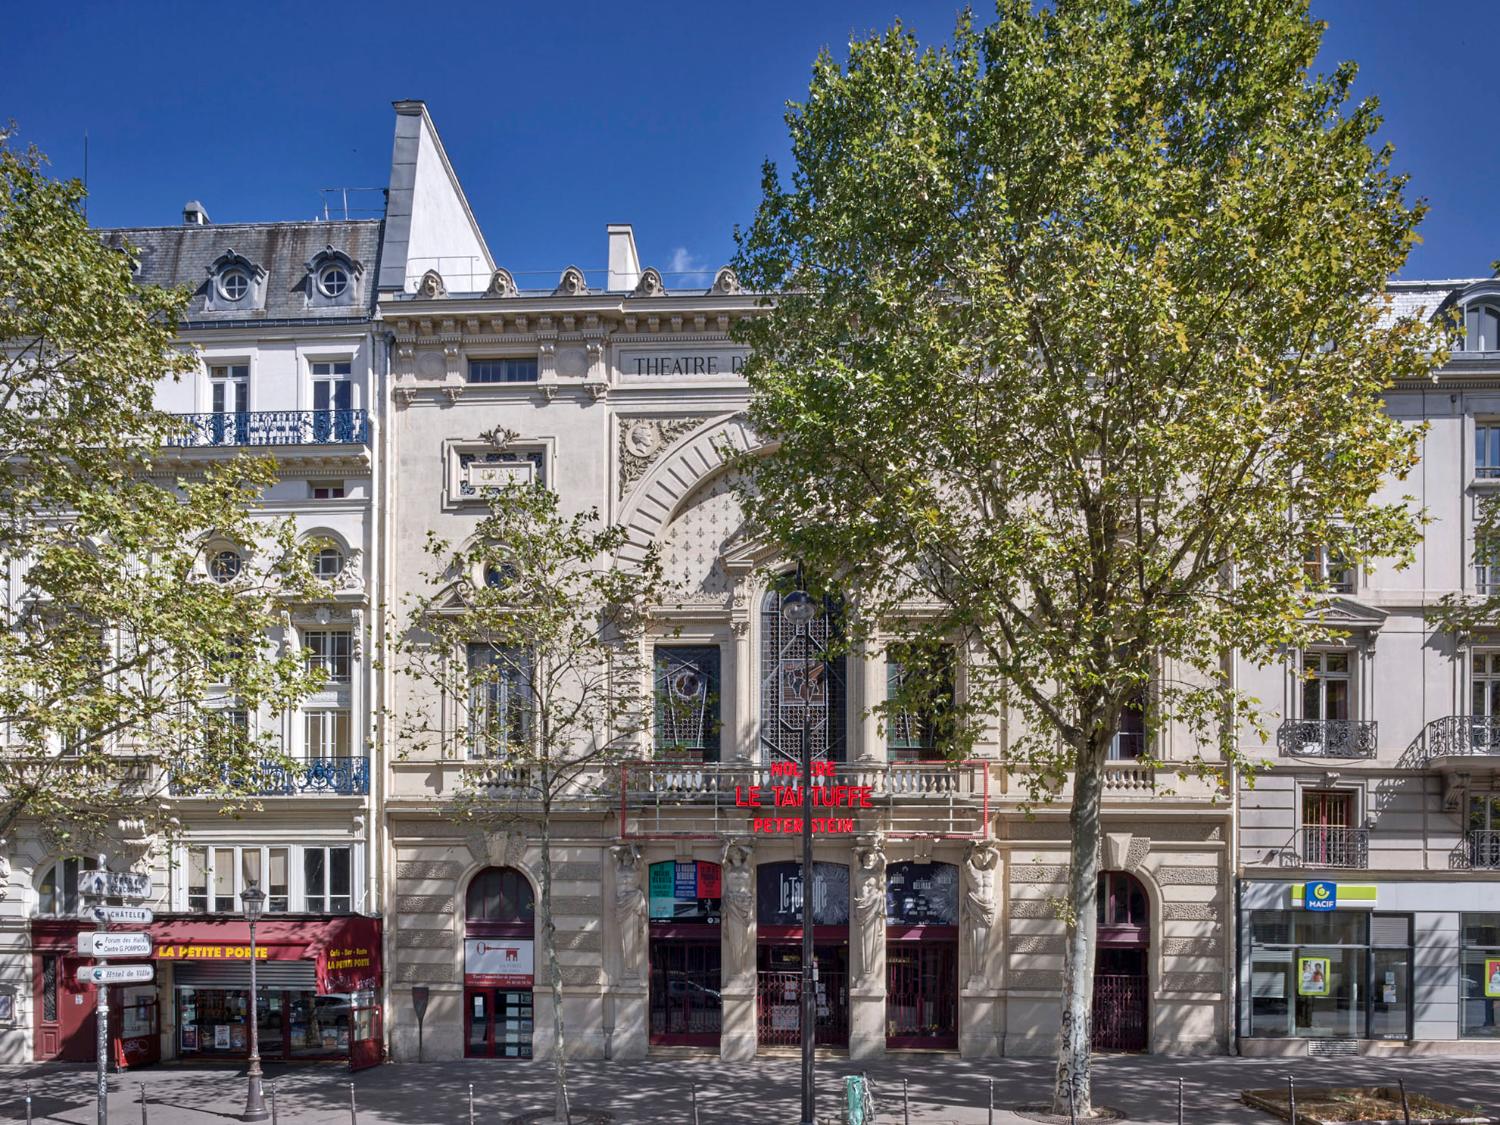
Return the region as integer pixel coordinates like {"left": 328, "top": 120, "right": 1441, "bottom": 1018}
{"left": 618, "top": 346, "right": 747, "bottom": 378}
{"left": 736, "top": 760, "right": 872, "bottom": 835}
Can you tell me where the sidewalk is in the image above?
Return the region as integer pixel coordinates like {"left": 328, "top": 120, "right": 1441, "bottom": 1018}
{"left": 2, "top": 1053, "right": 1497, "bottom": 1125}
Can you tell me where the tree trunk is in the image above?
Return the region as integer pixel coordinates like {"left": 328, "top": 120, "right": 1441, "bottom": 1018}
{"left": 1052, "top": 735, "right": 1106, "bottom": 1117}
{"left": 540, "top": 795, "right": 570, "bottom": 1124}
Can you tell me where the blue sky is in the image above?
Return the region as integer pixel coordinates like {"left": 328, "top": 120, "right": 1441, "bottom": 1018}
{"left": 3, "top": 1, "right": 1493, "bottom": 282}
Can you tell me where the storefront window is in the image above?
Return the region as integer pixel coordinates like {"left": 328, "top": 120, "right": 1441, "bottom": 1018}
{"left": 185, "top": 845, "right": 312, "bottom": 914}
{"left": 176, "top": 987, "right": 353, "bottom": 1058}
{"left": 1248, "top": 911, "right": 1410, "bottom": 1040}
{"left": 1461, "top": 913, "right": 1500, "bottom": 1038}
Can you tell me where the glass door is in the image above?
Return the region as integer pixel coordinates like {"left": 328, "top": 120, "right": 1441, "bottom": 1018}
{"left": 311, "top": 361, "right": 353, "bottom": 442}
{"left": 210, "top": 364, "right": 249, "bottom": 444}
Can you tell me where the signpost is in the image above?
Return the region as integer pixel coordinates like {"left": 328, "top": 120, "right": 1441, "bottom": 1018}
{"left": 75, "top": 964, "right": 155, "bottom": 985}
{"left": 77, "top": 870, "right": 152, "bottom": 900}
{"left": 77, "top": 932, "right": 153, "bottom": 958}
{"left": 83, "top": 905, "right": 154, "bottom": 925}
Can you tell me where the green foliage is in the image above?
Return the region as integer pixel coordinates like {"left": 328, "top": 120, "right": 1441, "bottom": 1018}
{"left": 0, "top": 131, "right": 324, "bottom": 845}
{"left": 732, "top": 0, "right": 1442, "bottom": 1109}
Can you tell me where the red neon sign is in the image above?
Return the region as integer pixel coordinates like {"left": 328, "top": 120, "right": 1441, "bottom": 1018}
{"left": 737, "top": 761, "right": 870, "bottom": 835}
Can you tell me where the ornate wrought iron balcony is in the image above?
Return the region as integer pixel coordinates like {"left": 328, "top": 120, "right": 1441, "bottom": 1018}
{"left": 1466, "top": 830, "right": 1500, "bottom": 870}
{"left": 1424, "top": 716, "right": 1500, "bottom": 761}
{"left": 167, "top": 410, "right": 369, "bottom": 448}
{"left": 1276, "top": 719, "right": 1378, "bottom": 758}
{"left": 172, "top": 756, "right": 369, "bottom": 796}
{"left": 1300, "top": 825, "right": 1369, "bottom": 869}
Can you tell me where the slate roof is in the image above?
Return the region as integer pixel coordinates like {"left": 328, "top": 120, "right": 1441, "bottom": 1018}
{"left": 99, "top": 219, "right": 382, "bottom": 323}
{"left": 1378, "top": 279, "right": 1486, "bottom": 329}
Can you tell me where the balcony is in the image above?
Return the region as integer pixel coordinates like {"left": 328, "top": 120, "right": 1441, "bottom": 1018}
{"left": 172, "top": 756, "right": 369, "bottom": 797}
{"left": 167, "top": 410, "right": 370, "bottom": 448}
{"left": 619, "top": 760, "right": 989, "bottom": 840}
{"left": 1300, "top": 825, "right": 1369, "bottom": 869}
{"left": 1464, "top": 830, "right": 1500, "bottom": 870}
{"left": 1422, "top": 718, "right": 1500, "bottom": 807}
{"left": 1276, "top": 719, "right": 1378, "bottom": 759}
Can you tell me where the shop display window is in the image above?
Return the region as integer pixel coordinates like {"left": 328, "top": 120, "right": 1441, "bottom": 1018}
{"left": 176, "top": 987, "right": 353, "bottom": 1059}
{"left": 1461, "top": 913, "right": 1500, "bottom": 1038}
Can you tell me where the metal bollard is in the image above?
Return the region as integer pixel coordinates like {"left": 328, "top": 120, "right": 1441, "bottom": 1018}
{"left": 270, "top": 1081, "right": 279, "bottom": 1125}
{"left": 1399, "top": 1078, "right": 1412, "bottom": 1125}
{"left": 903, "top": 1077, "right": 910, "bottom": 1125}
{"left": 1288, "top": 1076, "right": 1298, "bottom": 1125}
{"left": 24, "top": 1083, "right": 32, "bottom": 1125}
{"left": 140, "top": 1082, "right": 148, "bottom": 1125}
{"left": 468, "top": 1083, "right": 475, "bottom": 1125}
{"left": 348, "top": 1080, "right": 357, "bottom": 1125}
{"left": 1178, "top": 1077, "right": 1184, "bottom": 1125}
{"left": 988, "top": 1077, "right": 994, "bottom": 1125}
{"left": 1069, "top": 1092, "right": 1077, "bottom": 1125}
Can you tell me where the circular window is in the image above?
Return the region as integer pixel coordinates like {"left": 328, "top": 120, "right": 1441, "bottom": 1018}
{"left": 313, "top": 547, "right": 345, "bottom": 581}
{"left": 210, "top": 549, "right": 242, "bottom": 583}
{"left": 318, "top": 265, "right": 349, "bottom": 298}
{"left": 483, "top": 561, "right": 518, "bottom": 589}
{"left": 217, "top": 269, "right": 249, "bottom": 302}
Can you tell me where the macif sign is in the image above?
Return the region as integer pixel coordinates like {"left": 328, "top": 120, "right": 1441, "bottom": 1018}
{"left": 1304, "top": 881, "right": 1337, "bottom": 911}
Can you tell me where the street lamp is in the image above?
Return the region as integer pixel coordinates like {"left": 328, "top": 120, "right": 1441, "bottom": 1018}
{"left": 240, "top": 884, "right": 268, "bottom": 1123}
{"left": 780, "top": 585, "right": 817, "bottom": 1125}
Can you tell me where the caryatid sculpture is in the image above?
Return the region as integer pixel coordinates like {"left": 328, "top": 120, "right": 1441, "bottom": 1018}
{"left": 963, "top": 840, "right": 1000, "bottom": 986}
{"left": 611, "top": 844, "right": 647, "bottom": 983}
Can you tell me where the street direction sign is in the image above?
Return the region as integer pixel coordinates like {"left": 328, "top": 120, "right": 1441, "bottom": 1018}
{"left": 82, "top": 905, "right": 154, "bottom": 925}
{"left": 75, "top": 964, "right": 154, "bottom": 985}
{"left": 77, "top": 871, "right": 152, "bottom": 901}
{"left": 77, "top": 932, "right": 152, "bottom": 957}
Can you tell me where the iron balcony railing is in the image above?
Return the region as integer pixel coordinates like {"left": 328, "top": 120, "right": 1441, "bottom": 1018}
{"left": 172, "top": 756, "right": 370, "bottom": 797}
{"left": 1424, "top": 716, "right": 1500, "bottom": 761}
{"left": 167, "top": 409, "right": 369, "bottom": 448}
{"left": 1300, "top": 825, "right": 1369, "bottom": 869}
{"left": 1467, "top": 830, "right": 1500, "bottom": 870}
{"left": 1276, "top": 719, "right": 1378, "bottom": 758}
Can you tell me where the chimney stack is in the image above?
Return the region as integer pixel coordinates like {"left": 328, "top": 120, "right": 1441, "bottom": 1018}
{"left": 607, "top": 224, "right": 641, "bottom": 292}
{"left": 182, "top": 201, "right": 210, "bottom": 226}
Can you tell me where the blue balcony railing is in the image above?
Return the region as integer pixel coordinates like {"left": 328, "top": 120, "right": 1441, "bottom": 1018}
{"left": 168, "top": 410, "right": 369, "bottom": 448}
{"left": 172, "top": 757, "right": 369, "bottom": 796}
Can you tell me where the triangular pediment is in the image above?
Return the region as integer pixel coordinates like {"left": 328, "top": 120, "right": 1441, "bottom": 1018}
{"left": 1308, "top": 596, "right": 1387, "bottom": 632}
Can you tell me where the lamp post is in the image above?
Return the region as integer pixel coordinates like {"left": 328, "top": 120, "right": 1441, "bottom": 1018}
{"left": 240, "top": 884, "right": 268, "bottom": 1122}
{"left": 780, "top": 585, "right": 818, "bottom": 1125}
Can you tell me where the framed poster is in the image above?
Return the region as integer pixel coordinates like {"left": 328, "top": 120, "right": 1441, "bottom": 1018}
{"left": 1485, "top": 959, "right": 1500, "bottom": 998}
{"left": 181, "top": 1026, "right": 198, "bottom": 1052}
{"left": 214, "top": 1024, "right": 231, "bottom": 1050}
{"left": 1298, "top": 956, "right": 1331, "bottom": 996}
{"left": 0, "top": 986, "right": 15, "bottom": 1025}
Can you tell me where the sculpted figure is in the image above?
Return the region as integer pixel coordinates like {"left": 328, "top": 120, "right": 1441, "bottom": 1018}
{"left": 611, "top": 845, "right": 646, "bottom": 982}
{"left": 963, "top": 840, "right": 1000, "bottom": 985}
{"left": 852, "top": 840, "right": 886, "bottom": 984}
{"left": 722, "top": 841, "right": 755, "bottom": 981}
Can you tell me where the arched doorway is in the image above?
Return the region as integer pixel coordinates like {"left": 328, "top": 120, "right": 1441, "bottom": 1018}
{"left": 1093, "top": 871, "right": 1150, "bottom": 1052}
{"left": 463, "top": 866, "right": 535, "bottom": 1059}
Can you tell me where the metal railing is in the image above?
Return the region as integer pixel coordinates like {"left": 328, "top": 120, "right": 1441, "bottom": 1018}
{"left": 1467, "top": 830, "right": 1500, "bottom": 870}
{"left": 1300, "top": 825, "right": 1369, "bottom": 868}
{"left": 619, "top": 760, "right": 989, "bottom": 839}
{"left": 167, "top": 409, "right": 369, "bottom": 448}
{"left": 1276, "top": 719, "right": 1378, "bottom": 758}
{"left": 1424, "top": 715, "right": 1500, "bottom": 761}
{"left": 172, "top": 756, "right": 370, "bottom": 796}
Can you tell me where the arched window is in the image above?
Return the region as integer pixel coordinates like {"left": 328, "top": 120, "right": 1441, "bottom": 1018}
{"left": 37, "top": 856, "right": 115, "bottom": 916}
{"left": 1465, "top": 302, "right": 1500, "bottom": 353}
{"left": 759, "top": 588, "right": 848, "bottom": 763}
{"left": 465, "top": 865, "right": 535, "bottom": 933}
{"left": 1097, "top": 871, "right": 1149, "bottom": 929}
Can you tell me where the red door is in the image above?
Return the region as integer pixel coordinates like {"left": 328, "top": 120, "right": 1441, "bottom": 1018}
{"left": 348, "top": 1002, "right": 383, "bottom": 1072}
{"left": 34, "top": 954, "right": 96, "bottom": 1062}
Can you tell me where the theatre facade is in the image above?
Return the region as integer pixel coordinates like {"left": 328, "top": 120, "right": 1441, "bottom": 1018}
{"left": 372, "top": 122, "right": 1234, "bottom": 1060}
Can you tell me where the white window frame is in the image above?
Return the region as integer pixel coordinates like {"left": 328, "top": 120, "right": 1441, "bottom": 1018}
{"left": 1300, "top": 649, "right": 1354, "bottom": 722}
{"left": 175, "top": 842, "right": 360, "bottom": 914}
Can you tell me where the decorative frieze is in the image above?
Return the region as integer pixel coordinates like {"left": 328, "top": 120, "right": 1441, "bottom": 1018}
{"left": 618, "top": 416, "right": 710, "bottom": 498}
{"left": 1156, "top": 866, "right": 1219, "bottom": 886}
{"left": 395, "top": 895, "right": 453, "bottom": 914}
{"left": 1009, "top": 935, "right": 1064, "bottom": 954}
{"left": 1007, "top": 970, "right": 1063, "bottom": 991}
{"left": 1162, "top": 937, "right": 1220, "bottom": 957}
{"left": 396, "top": 860, "right": 459, "bottom": 881}
{"left": 1161, "top": 972, "right": 1221, "bottom": 994}
{"left": 1163, "top": 902, "right": 1218, "bottom": 922}
{"left": 1008, "top": 899, "right": 1056, "bottom": 919}
{"left": 1010, "top": 865, "right": 1067, "bottom": 884}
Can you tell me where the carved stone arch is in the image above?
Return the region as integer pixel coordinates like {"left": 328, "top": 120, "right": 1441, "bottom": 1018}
{"left": 615, "top": 413, "right": 763, "bottom": 569}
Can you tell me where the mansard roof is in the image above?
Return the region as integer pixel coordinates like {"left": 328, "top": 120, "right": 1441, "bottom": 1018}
{"left": 98, "top": 219, "right": 382, "bottom": 322}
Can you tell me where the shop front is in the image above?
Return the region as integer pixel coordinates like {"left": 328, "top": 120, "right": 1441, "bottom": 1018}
{"left": 154, "top": 915, "right": 381, "bottom": 1065}
{"left": 884, "top": 861, "right": 959, "bottom": 1049}
{"left": 647, "top": 859, "right": 722, "bottom": 1047}
{"left": 756, "top": 861, "right": 850, "bottom": 1049}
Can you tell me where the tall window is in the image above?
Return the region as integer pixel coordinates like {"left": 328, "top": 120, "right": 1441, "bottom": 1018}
{"left": 310, "top": 360, "right": 354, "bottom": 441}
{"left": 1461, "top": 914, "right": 1500, "bottom": 1038}
{"left": 304, "top": 631, "right": 352, "bottom": 683}
{"left": 1465, "top": 304, "right": 1500, "bottom": 353}
{"left": 304, "top": 709, "right": 351, "bottom": 760}
{"left": 209, "top": 363, "right": 249, "bottom": 445}
{"left": 1303, "top": 790, "right": 1360, "bottom": 867}
{"left": 1477, "top": 423, "right": 1500, "bottom": 478}
{"left": 1110, "top": 691, "right": 1148, "bottom": 761}
{"left": 759, "top": 589, "right": 847, "bottom": 764}
{"left": 304, "top": 846, "right": 352, "bottom": 913}
{"left": 468, "top": 358, "right": 538, "bottom": 384}
{"left": 1303, "top": 546, "right": 1354, "bottom": 594}
{"left": 1302, "top": 652, "right": 1351, "bottom": 722}
{"left": 467, "top": 643, "right": 532, "bottom": 759}
{"left": 1477, "top": 538, "right": 1500, "bottom": 595}
{"left": 1470, "top": 795, "right": 1500, "bottom": 869}
{"left": 183, "top": 845, "right": 296, "bottom": 914}
{"left": 654, "top": 646, "right": 720, "bottom": 760}
{"left": 37, "top": 856, "right": 101, "bottom": 916}
{"left": 885, "top": 643, "right": 954, "bottom": 761}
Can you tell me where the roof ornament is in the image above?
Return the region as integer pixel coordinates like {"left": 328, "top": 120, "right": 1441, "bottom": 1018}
{"left": 632, "top": 267, "right": 667, "bottom": 298}
{"left": 486, "top": 268, "right": 518, "bottom": 298}
{"left": 554, "top": 266, "right": 588, "bottom": 297}
{"left": 711, "top": 266, "right": 741, "bottom": 295}
{"left": 416, "top": 269, "right": 447, "bottom": 299}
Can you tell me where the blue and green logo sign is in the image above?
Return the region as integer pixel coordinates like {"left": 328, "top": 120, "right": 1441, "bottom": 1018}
{"left": 1305, "top": 881, "right": 1337, "bottom": 911}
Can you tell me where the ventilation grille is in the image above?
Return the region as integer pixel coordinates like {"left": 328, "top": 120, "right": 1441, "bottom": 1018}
{"left": 1306, "top": 1038, "right": 1359, "bottom": 1057}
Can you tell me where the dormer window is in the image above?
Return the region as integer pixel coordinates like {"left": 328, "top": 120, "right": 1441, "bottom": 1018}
{"left": 217, "top": 268, "right": 250, "bottom": 302}
{"left": 318, "top": 265, "right": 350, "bottom": 298}
{"left": 1466, "top": 303, "right": 1500, "bottom": 353}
